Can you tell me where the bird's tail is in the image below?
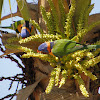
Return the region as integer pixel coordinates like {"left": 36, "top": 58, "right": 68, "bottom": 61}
{"left": 86, "top": 45, "right": 100, "bottom": 50}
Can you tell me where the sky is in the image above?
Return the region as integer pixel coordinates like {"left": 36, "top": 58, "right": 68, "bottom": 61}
{"left": 0, "top": 0, "right": 100, "bottom": 100}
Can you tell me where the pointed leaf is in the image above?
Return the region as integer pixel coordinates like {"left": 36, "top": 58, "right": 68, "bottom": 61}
{"left": 17, "top": 80, "right": 40, "bottom": 100}
{"left": 16, "top": 0, "right": 31, "bottom": 21}
{"left": 73, "top": 0, "right": 91, "bottom": 28}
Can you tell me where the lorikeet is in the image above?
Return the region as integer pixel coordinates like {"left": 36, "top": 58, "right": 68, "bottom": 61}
{"left": 37, "top": 39, "right": 100, "bottom": 57}
{"left": 0, "top": 20, "right": 34, "bottom": 38}
{"left": 20, "top": 21, "right": 34, "bottom": 38}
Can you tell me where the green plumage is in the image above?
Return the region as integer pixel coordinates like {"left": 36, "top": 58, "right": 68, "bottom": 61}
{"left": 52, "top": 39, "right": 100, "bottom": 57}
{"left": 12, "top": 20, "right": 25, "bottom": 32}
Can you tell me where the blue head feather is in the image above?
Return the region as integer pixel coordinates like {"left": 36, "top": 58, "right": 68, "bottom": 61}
{"left": 20, "top": 21, "right": 32, "bottom": 38}
{"left": 38, "top": 42, "right": 54, "bottom": 53}
{"left": 20, "top": 29, "right": 30, "bottom": 38}
{"left": 50, "top": 42, "right": 54, "bottom": 49}
{"left": 38, "top": 42, "right": 48, "bottom": 53}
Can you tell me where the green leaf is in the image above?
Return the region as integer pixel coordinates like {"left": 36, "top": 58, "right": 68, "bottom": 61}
{"left": 73, "top": 0, "right": 91, "bottom": 29}
{"left": 16, "top": 0, "right": 31, "bottom": 21}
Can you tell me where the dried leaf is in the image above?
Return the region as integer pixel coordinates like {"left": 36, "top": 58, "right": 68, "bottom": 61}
{"left": 16, "top": 80, "right": 40, "bottom": 100}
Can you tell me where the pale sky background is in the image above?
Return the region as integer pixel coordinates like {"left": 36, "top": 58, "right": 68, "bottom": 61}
{"left": 0, "top": 0, "right": 100, "bottom": 100}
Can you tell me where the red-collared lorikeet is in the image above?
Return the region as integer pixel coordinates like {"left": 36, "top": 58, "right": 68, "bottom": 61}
{"left": 37, "top": 39, "right": 100, "bottom": 57}
{"left": 0, "top": 20, "right": 34, "bottom": 38}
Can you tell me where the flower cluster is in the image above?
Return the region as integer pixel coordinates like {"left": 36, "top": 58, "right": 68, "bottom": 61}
{"left": 19, "top": 34, "right": 62, "bottom": 44}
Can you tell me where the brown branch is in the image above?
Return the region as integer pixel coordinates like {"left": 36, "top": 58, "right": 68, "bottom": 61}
{"left": 0, "top": 74, "right": 25, "bottom": 82}
{"left": 0, "top": 12, "right": 22, "bottom": 21}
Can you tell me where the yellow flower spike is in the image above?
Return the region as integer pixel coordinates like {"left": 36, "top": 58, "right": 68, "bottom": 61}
{"left": 75, "top": 63, "right": 97, "bottom": 81}
{"left": 76, "top": 57, "right": 81, "bottom": 62}
{"left": 69, "top": 60, "right": 73, "bottom": 65}
{"left": 22, "top": 52, "right": 48, "bottom": 59}
{"left": 80, "top": 84, "right": 89, "bottom": 97}
{"left": 59, "top": 77, "right": 66, "bottom": 88}
{"left": 60, "top": 54, "right": 72, "bottom": 63}
{"left": 73, "top": 73, "right": 89, "bottom": 97}
{"left": 74, "top": 50, "right": 86, "bottom": 57}
{"left": 84, "top": 71, "right": 97, "bottom": 81}
{"left": 55, "top": 65, "right": 61, "bottom": 86}
{"left": 85, "top": 52, "right": 94, "bottom": 58}
{"left": 22, "top": 52, "right": 58, "bottom": 63}
{"left": 65, "top": 61, "right": 73, "bottom": 69}
{"left": 45, "top": 77, "right": 55, "bottom": 94}
{"left": 55, "top": 57, "right": 59, "bottom": 62}
{"left": 82, "top": 56, "right": 100, "bottom": 68}
{"left": 19, "top": 34, "right": 62, "bottom": 44}
{"left": 45, "top": 69, "right": 56, "bottom": 94}
{"left": 59, "top": 69, "right": 67, "bottom": 88}
{"left": 20, "top": 46, "right": 33, "bottom": 53}
{"left": 50, "top": 63, "right": 56, "bottom": 67}
{"left": 65, "top": 62, "right": 73, "bottom": 77}
{"left": 71, "top": 36, "right": 80, "bottom": 42}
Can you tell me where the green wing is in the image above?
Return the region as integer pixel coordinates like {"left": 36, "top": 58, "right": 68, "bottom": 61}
{"left": 52, "top": 39, "right": 77, "bottom": 57}
{"left": 52, "top": 39, "right": 100, "bottom": 57}
{"left": 12, "top": 20, "right": 25, "bottom": 33}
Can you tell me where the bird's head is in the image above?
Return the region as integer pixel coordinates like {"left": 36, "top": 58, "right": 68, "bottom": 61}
{"left": 37, "top": 42, "right": 54, "bottom": 54}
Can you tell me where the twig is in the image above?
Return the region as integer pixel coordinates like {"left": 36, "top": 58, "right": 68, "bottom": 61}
{"left": 4, "top": 54, "right": 25, "bottom": 70}
{"left": 8, "top": 80, "right": 14, "bottom": 90}
{"left": 0, "top": 93, "right": 16, "bottom": 100}
{"left": 0, "top": 74, "right": 25, "bottom": 82}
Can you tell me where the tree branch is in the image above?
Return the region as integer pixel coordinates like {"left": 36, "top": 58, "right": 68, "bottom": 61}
{"left": 0, "top": 93, "right": 16, "bottom": 100}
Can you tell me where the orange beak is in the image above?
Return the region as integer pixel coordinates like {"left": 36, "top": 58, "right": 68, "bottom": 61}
{"left": 37, "top": 50, "right": 41, "bottom": 53}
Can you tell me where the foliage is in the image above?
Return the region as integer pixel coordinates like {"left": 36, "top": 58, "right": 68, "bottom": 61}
{"left": 0, "top": 0, "right": 100, "bottom": 99}
{"left": 16, "top": 0, "right": 31, "bottom": 21}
